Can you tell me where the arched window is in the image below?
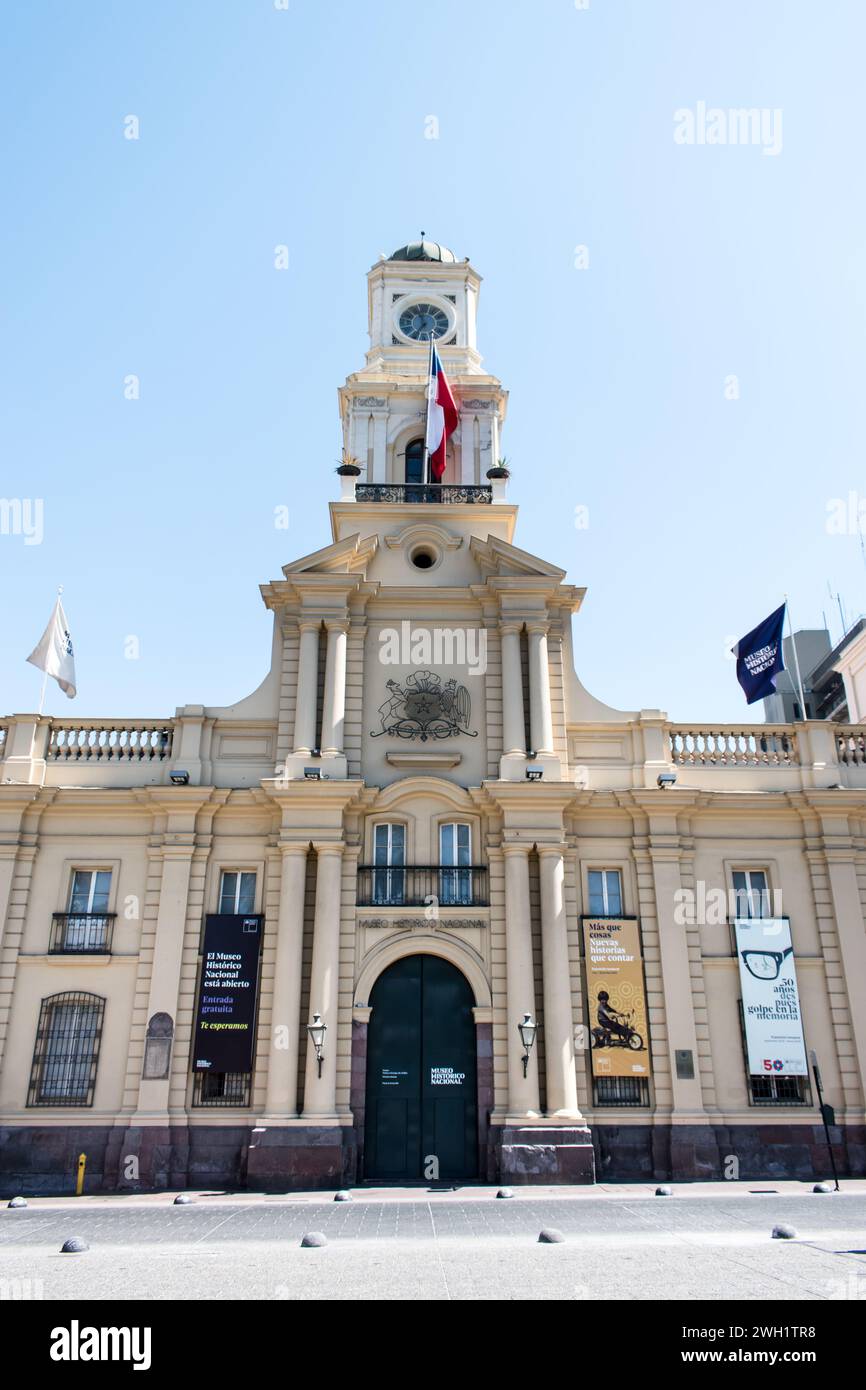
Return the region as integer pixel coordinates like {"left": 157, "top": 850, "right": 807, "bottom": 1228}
{"left": 439, "top": 822, "right": 472, "bottom": 905}
{"left": 372, "top": 823, "right": 405, "bottom": 905}
{"left": 404, "top": 438, "right": 425, "bottom": 486}
{"left": 28, "top": 991, "right": 105, "bottom": 1106}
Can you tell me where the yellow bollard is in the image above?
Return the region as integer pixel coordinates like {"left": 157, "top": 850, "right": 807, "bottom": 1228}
{"left": 75, "top": 1152, "right": 87, "bottom": 1197}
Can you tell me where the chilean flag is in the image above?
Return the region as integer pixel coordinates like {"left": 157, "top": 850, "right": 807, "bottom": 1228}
{"left": 425, "top": 341, "right": 459, "bottom": 482}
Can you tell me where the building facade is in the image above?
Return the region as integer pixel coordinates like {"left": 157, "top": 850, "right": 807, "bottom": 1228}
{"left": 2, "top": 241, "right": 866, "bottom": 1193}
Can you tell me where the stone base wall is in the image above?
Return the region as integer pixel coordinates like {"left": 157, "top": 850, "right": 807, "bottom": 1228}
{"left": 2, "top": 1120, "right": 863, "bottom": 1193}
{"left": 592, "top": 1123, "right": 866, "bottom": 1182}
{"left": 493, "top": 1125, "right": 596, "bottom": 1184}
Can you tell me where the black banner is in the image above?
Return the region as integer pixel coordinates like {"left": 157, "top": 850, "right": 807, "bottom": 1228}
{"left": 192, "top": 914, "right": 262, "bottom": 1073}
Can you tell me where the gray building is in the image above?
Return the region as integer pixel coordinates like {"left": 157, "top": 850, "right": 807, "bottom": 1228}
{"left": 763, "top": 620, "right": 865, "bottom": 723}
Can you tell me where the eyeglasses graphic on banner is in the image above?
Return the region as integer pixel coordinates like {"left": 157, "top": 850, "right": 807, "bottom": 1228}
{"left": 739, "top": 946, "right": 794, "bottom": 981}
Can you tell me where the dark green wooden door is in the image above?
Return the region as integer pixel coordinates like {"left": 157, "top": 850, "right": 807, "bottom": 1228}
{"left": 364, "top": 955, "right": 478, "bottom": 1181}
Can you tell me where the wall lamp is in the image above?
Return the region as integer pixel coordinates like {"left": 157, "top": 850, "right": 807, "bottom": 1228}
{"left": 304, "top": 768, "right": 322, "bottom": 781}
{"left": 307, "top": 1013, "right": 327, "bottom": 1077}
{"left": 657, "top": 771, "right": 677, "bottom": 789}
{"left": 525, "top": 766, "right": 543, "bottom": 782}
{"left": 169, "top": 770, "right": 190, "bottom": 786}
{"left": 518, "top": 1012, "right": 538, "bottom": 1077}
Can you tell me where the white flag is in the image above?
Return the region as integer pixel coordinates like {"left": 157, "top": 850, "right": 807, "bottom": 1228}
{"left": 26, "top": 598, "right": 77, "bottom": 698}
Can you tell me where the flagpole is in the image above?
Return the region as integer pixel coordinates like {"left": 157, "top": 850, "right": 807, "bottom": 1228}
{"left": 783, "top": 593, "right": 808, "bottom": 721}
{"left": 422, "top": 332, "right": 433, "bottom": 488}
{"left": 36, "top": 584, "right": 63, "bottom": 717}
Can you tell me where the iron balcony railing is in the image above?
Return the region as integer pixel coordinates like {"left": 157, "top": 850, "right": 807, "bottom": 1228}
{"left": 50, "top": 912, "right": 116, "bottom": 955}
{"left": 355, "top": 483, "right": 492, "bottom": 505}
{"left": 357, "top": 864, "right": 489, "bottom": 908}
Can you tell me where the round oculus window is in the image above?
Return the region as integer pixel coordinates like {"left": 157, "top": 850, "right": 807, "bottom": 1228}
{"left": 410, "top": 547, "right": 436, "bottom": 570}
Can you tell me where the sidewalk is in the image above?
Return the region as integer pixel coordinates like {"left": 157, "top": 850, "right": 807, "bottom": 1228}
{"left": 9, "top": 1177, "right": 866, "bottom": 1209}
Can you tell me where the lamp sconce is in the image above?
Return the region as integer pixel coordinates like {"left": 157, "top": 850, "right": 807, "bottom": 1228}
{"left": 307, "top": 1012, "right": 327, "bottom": 1078}
{"left": 517, "top": 1012, "right": 538, "bottom": 1078}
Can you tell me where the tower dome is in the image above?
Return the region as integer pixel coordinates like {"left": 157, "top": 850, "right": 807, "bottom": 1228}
{"left": 389, "top": 238, "right": 457, "bottom": 264}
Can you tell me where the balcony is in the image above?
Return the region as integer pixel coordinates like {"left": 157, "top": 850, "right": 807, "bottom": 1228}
{"left": 354, "top": 483, "right": 492, "bottom": 505}
{"left": 357, "top": 865, "right": 489, "bottom": 907}
{"left": 50, "top": 913, "right": 116, "bottom": 954}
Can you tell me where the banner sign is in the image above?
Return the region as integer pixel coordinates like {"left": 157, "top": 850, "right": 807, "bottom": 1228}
{"left": 192, "top": 914, "right": 263, "bottom": 1074}
{"left": 581, "top": 916, "right": 651, "bottom": 1078}
{"left": 734, "top": 917, "right": 807, "bottom": 1075}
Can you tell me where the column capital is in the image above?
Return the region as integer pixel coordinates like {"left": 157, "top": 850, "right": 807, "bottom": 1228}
{"left": 502, "top": 839, "right": 532, "bottom": 858}
{"left": 311, "top": 840, "right": 344, "bottom": 857}
{"left": 323, "top": 616, "right": 350, "bottom": 633}
{"left": 278, "top": 840, "right": 310, "bottom": 859}
{"left": 526, "top": 619, "right": 550, "bottom": 637}
{"left": 535, "top": 842, "right": 566, "bottom": 860}
{"left": 297, "top": 616, "right": 323, "bottom": 633}
{"left": 500, "top": 621, "right": 524, "bottom": 637}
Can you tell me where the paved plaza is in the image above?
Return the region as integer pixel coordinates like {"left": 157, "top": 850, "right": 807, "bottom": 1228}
{"left": 1, "top": 1183, "right": 865, "bottom": 1300}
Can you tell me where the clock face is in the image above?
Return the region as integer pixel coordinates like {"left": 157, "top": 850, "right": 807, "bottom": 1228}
{"left": 397, "top": 302, "right": 450, "bottom": 342}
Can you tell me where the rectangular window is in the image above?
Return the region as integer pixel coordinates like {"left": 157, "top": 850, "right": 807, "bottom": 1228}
{"left": 218, "top": 871, "right": 256, "bottom": 915}
{"left": 732, "top": 869, "right": 770, "bottom": 919}
{"left": 69, "top": 869, "right": 111, "bottom": 913}
{"left": 587, "top": 869, "right": 623, "bottom": 916}
{"left": 373, "top": 824, "right": 405, "bottom": 905}
{"left": 593, "top": 1076, "right": 649, "bottom": 1107}
{"left": 193, "top": 1071, "right": 251, "bottom": 1107}
{"left": 60, "top": 870, "right": 113, "bottom": 951}
{"left": 749, "top": 1074, "right": 808, "bottom": 1105}
{"left": 28, "top": 992, "right": 105, "bottom": 1106}
{"left": 440, "top": 822, "right": 472, "bottom": 905}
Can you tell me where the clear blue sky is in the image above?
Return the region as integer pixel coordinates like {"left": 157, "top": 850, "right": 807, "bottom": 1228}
{"left": 2, "top": 0, "right": 865, "bottom": 722}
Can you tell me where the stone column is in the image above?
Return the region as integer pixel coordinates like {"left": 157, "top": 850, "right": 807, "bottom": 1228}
{"left": 263, "top": 844, "right": 308, "bottom": 1117}
{"left": 825, "top": 847, "right": 866, "bottom": 1101}
{"left": 134, "top": 846, "right": 196, "bottom": 1118}
{"left": 301, "top": 844, "right": 344, "bottom": 1118}
{"left": 460, "top": 411, "right": 475, "bottom": 483}
{"left": 0, "top": 848, "right": 17, "bottom": 957}
{"left": 293, "top": 620, "right": 321, "bottom": 755}
{"left": 649, "top": 846, "right": 704, "bottom": 1115}
{"left": 500, "top": 624, "right": 526, "bottom": 756}
{"left": 527, "top": 621, "right": 554, "bottom": 756}
{"left": 371, "top": 409, "right": 388, "bottom": 483}
{"left": 320, "top": 620, "right": 348, "bottom": 756}
{"left": 537, "top": 847, "right": 580, "bottom": 1118}
{"left": 503, "top": 843, "right": 540, "bottom": 1116}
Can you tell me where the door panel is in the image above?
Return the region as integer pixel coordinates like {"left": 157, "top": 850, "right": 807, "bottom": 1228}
{"left": 365, "top": 955, "right": 477, "bottom": 1181}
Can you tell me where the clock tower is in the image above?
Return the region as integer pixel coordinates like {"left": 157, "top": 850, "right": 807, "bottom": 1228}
{"left": 339, "top": 237, "right": 508, "bottom": 486}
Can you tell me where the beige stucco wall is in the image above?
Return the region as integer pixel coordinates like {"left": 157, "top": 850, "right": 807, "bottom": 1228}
{"left": 1, "top": 491, "right": 865, "bottom": 1153}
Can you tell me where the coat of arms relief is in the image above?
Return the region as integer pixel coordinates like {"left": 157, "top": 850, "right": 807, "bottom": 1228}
{"left": 371, "top": 670, "right": 477, "bottom": 741}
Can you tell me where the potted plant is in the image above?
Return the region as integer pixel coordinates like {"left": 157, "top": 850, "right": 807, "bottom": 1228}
{"left": 486, "top": 457, "right": 511, "bottom": 480}
{"left": 335, "top": 450, "right": 363, "bottom": 476}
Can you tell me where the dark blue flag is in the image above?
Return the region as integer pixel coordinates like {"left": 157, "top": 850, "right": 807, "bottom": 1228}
{"left": 732, "top": 603, "right": 787, "bottom": 704}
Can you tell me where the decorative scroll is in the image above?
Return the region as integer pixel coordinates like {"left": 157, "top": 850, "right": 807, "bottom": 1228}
{"left": 371, "top": 670, "right": 477, "bottom": 742}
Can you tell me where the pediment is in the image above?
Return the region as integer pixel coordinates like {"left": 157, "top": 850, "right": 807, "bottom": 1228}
{"left": 469, "top": 535, "right": 566, "bottom": 581}
{"left": 281, "top": 532, "right": 379, "bottom": 576}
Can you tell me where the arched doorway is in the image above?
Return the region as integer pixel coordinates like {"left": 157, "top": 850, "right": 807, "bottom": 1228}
{"left": 364, "top": 955, "right": 478, "bottom": 1181}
